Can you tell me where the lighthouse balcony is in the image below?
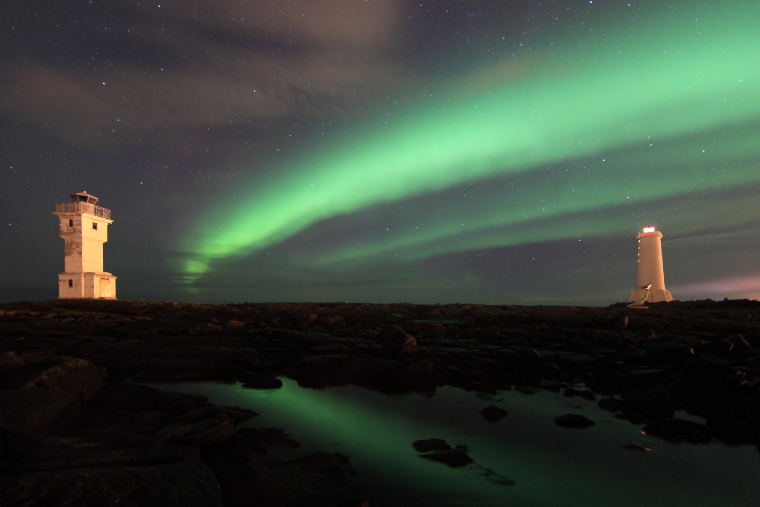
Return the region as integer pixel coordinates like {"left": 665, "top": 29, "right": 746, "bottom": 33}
{"left": 55, "top": 201, "right": 111, "bottom": 219}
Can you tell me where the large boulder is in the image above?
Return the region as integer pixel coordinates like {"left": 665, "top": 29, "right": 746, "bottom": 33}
{"left": 0, "top": 461, "right": 223, "bottom": 507}
{"left": 0, "top": 352, "right": 105, "bottom": 432}
{"left": 622, "top": 385, "right": 674, "bottom": 420}
{"left": 554, "top": 414, "right": 595, "bottom": 429}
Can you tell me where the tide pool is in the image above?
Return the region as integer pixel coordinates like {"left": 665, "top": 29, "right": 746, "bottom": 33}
{"left": 147, "top": 379, "right": 760, "bottom": 507}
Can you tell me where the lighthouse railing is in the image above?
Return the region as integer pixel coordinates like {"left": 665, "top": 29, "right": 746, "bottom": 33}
{"left": 55, "top": 202, "right": 111, "bottom": 219}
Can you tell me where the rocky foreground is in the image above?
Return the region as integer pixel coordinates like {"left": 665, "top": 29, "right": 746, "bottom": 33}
{"left": 1, "top": 298, "right": 759, "bottom": 506}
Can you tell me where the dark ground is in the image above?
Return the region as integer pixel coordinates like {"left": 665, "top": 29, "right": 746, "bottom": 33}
{"left": 1, "top": 298, "right": 759, "bottom": 506}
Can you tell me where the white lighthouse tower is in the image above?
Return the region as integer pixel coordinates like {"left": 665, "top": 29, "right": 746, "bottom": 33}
{"left": 53, "top": 191, "right": 117, "bottom": 299}
{"left": 629, "top": 225, "right": 673, "bottom": 303}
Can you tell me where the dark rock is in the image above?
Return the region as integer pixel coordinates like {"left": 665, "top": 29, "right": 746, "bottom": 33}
{"left": 479, "top": 405, "right": 509, "bottom": 422}
{"left": 0, "top": 353, "right": 105, "bottom": 432}
{"left": 622, "top": 368, "right": 673, "bottom": 388}
{"left": 216, "top": 453, "right": 364, "bottom": 507}
{"left": 684, "top": 357, "right": 735, "bottom": 376}
{"left": 381, "top": 325, "right": 417, "bottom": 355}
{"left": 419, "top": 447, "right": 474, "bottom": 468}
{"left": 412, "top": 438, "right": 451, "bottom": 453}
{"left": 706, "top": 410, "right": 757, "bottom": 444}
{"left": 512, "top": 347, "right": 541, "bottom": 363}
{"left": 0, "top": 462, "right": 224, "bottom": 507}
{"left": 563, "top": 387, "right": 596, "bottom": 400}
{"left": 726, "top": 334, "right": 750, "bottom": 350}
{"left": 695, "top": 340, "right": 734, "bottom": 355}
{"left": 643, "top": 418, "right": 711, "bottom": 443}
{"left": 643, "top": 340, "right": 694, "bottom": 359}
{"left": 539, "top": 380, "right": 562, "bottom": 392}
{"left": 554, "top": 413, "right": 595, "bottom": 428}
{"left": 241, "top": 375, "right": 283, "bottom": 389}
{"left": 622, "top": 385, "right": 674, "bottom": 420}
{"left": 598, "top": 397, "right": 622, "bottom": 412}
{"left": 248, "top": 427, "right": 302, "bottom": 448}
{"left": 90, "top": 383, "right": 198, "bottom": 414}
{"left": 616, "top": 347, "right": 648, "bottom": 365}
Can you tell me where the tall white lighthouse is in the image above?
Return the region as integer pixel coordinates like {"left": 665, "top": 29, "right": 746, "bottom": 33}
{"left": 629, "top": 225, "right": 673, "bottom": 303}
{"left": 53, "top": 191, "right": 117, "bottom": 299}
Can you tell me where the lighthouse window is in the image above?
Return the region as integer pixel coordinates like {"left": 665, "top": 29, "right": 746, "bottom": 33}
{"left": 69, "top": 219, "right": 73, "bottom": 227}
{"left": 92, "top": 222, "right": 98, "bottom": 230}
{"left": 68, "top": 279, "right": 73, "bottom": 288}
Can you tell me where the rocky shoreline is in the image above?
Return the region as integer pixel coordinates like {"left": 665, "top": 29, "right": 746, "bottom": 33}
{"left": 1, "top": 298, "right": 759, "bottom": 506}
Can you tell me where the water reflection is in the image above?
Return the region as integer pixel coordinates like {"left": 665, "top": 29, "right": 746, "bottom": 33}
{"left": 147, "top": 379, "right": 759, "bottom": 507}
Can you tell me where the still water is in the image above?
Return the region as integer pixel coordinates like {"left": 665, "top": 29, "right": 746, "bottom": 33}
{"left": 148, "top": 379, "right": 759, "bottom": 507}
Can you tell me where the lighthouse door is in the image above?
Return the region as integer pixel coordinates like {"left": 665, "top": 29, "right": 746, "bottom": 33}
{"left": 100, "top": 277, "right": 111, "bottom": 298}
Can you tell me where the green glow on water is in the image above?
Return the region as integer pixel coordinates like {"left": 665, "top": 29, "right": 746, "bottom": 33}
{"left": 182, "top": 2, "right": 760, "bottom": 283}
{"left": 150, "top": 379, "right": 760, "bottom": 507}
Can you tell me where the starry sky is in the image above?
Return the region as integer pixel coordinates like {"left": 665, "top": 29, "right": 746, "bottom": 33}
{"left": 1, "top": 0, "right": 759, "bottom": 305}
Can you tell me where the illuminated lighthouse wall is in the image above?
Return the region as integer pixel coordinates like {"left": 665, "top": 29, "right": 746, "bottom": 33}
{"left": 629, "top": 226, "right": 673, "bottom": 303}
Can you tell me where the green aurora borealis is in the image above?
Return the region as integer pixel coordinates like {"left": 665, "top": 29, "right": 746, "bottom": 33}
{"left": 182, "top": 1, "right": 760, "bottom": 297}
{"left": 2, "top": 0, "right": 759, "bottom": 304}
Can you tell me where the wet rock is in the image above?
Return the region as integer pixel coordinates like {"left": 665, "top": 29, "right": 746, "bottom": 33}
{"left": 479, "top": 405, "right": 509, "bottom": 423}
{"left": 246, "top": 427, "right": 302, "bottom": 449}
{"left": 91, "top": 383, "right": 200, "bottom": 414}
{"left": 643, "top": 340, "right": 694, "bottom": 359}
{"left": 382, "top": 325, "right": 417, "bottom": 355}
{"left": 241, "top": 374, "right": 283, "bottom": 389}
{"left": 563, "top": 387, "right": 596, "bottom": 401}
{"left": 554, "top": 413, "right": 595, "bottom": 428}
{"left": 512, "top": 347, "right": 541, "bottom": 363}
{"left": 622, "top": 385, "right": 674, "bottom": 420}
{"left": 419, "top": 446, "right": 474, "bottom": 468}
{"left": 217, "top": 452, "right": 364, "bottom": 507}
{"left": 623, "top": 369, "right": 672, "bottom": 388}
{"left": 616, "top": 347, "right": 648, "bottom": 365}
{"left": 598, "top": 397, "right": 622, "bottom": 412}
{"left": 0, "top": 461, "right": 224, "bottom": 507}
{"left": 227, "top": 320, "right": 246, "bottom": 329}
{"left": 412, "top": 438, "right": 451, "bottom": 453}
{"left": 726, "top": 334, "right": 750, "bottom": 350}
{"left": 0, "top": 353, "right": 105, "bottom": 432}
{"left": 706, "top": 410, "right": 758, "bottom": 444}
{"left": 539, "top": 380, "right": 562, "bottom": 392}
{"left": 695, "top": 340, "right": 734, "bottom": 355}
{"left": 643, "top": 418, "right": 711, "bottom": 443}
{"left": 684, "top": 357, "right": 735, "bottom": 376}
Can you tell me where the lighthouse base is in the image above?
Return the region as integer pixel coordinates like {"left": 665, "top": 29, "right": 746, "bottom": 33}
{"left": 58, "top": 272, "right": 117, "bottom": 299}
{"left": 629, "top": 287, "right": 673, "bottom": 303}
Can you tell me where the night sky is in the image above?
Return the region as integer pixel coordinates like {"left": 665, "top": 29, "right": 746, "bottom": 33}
{"left": 2, "top": 0, "right": 758, "bottom": 305}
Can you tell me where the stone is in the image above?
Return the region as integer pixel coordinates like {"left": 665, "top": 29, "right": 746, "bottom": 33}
{"left": 554, "top": 413, "right": 595, "bottom": 428}
{"left": 419, "top": 447, "right": 474, "bottom": 468}
{"left": 217, "top": 453, "right": 364, "bottom": 507}
{"left": 726, "top": 334, "right": 750, "bottom": 350}
{"left": 479, "top": 405, "right": 509, "bottom": 422}
{"left": 0, "top": 462, "right": 224, "bottom": 507}
{"left": 643, "top": 418, "right": 711, "bottom": 443}
{"left": 598, "top": 397, "right": 621, "bottom": 412}
{"left": 622, "top": 385, "right": 674, "bottom": 420}
{"left": 412, "top": 438, "right": 451, "bottom": 453}
{"left": 512, "top": 347, "right": 541, "bottom": 363}
{"left": 241, "top": 374, "right": 283, "bottom": 389}
{"left": 381, "top": 325, "right": 417, "bottom": 355}
{"left": 0, "top": 353, "right": 105, "bottom": 432}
